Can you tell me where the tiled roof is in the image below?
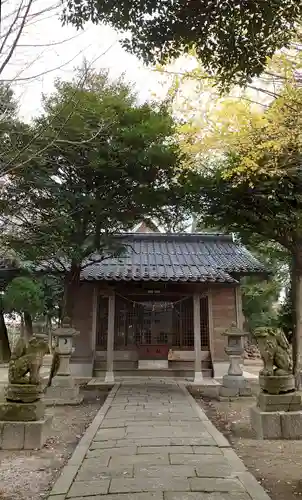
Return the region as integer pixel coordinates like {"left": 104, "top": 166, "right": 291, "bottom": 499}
{"left": 81, "top": 233, "right": 266, "bottom": 283}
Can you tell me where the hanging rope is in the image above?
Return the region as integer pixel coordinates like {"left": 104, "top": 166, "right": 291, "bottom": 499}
{"left": 115, "top": 291, "right": 191, "bottom": 312}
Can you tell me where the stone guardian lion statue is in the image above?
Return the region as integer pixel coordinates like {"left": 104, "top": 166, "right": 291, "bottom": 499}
{"left": 253, "top": 327, "right": 293, "bottom": 376}
{"left": 8, "top": 336, "right": 49, "bottom": 385}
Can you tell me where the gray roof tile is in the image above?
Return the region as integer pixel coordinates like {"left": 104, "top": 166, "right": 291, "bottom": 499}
{"left": 81, "top": 233, "right": 266, "bottom": 283}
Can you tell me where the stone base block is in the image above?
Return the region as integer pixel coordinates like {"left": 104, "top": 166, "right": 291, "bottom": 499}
{"left": 51, "top": 375, "right": 76, "bottom": 388}
{"left": 0, "top": 401, "right": 45, "bottom": 421}
{"left": 239, "top": 386, "right": 253, "bottom": 397}
{"left": 281, "top": 411, "right": 302, "bottom": 439}
{"left": 222, "top": 374, "right": 247, "bottom": 389}
{"left": 257, "top": 392, "right": 302, "bottom": 412}
{"left": 0, "top": 415, "right": 52, "bottom": 449}
{"left": 44, "top": 385, "right": 83, "bottom": 406}
{"left": 250, "top": 406, "right": 302, "bottom": 440}
{"left": 220, "top": 386, "right": 239, "bottom": 398}
{"left": 250, "top": 406, "right": 282, "bottom": 439}
{"left": 187, "top": 381, "right": 221, "bottom": 400}
{"left": 219, "top": 380, "right": 252, "bottom": 399}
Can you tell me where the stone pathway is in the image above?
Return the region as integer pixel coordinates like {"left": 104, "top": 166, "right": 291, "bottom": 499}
{"left": 48, "top": 380, "right": 271, "bottom": 500}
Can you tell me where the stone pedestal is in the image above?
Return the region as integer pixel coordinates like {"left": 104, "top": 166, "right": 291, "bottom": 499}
{"left": 250, "top": 376, "right": 302, "bottom": 439}
{"left": 0, "top": 416, "right": 53, "bottom": 450}
{"left": 0, "top": 383, "right": 51, "bottom": 449}
{"left": 45, "top": 375, "right": 83, "bottom": 405}
{"left": 6, "top": 383, "right": 43, "bottom": 403}
{"left": 219, "top": 324, "right": 251, "bottom": 399}
{"left": 259, "top": 374, "right": 295, "bottom": 394}
{"left": 220, "top": 375, "right": 252, "bottom": 398}
{"left": 44, "top": 323, "right": 83, "bottom": 405}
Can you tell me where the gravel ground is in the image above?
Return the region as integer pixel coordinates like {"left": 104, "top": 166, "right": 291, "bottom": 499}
{"left": 0, "top": 389, "right": 108, "bottom": 500}
{"left": 198, "top": 395, "right": 302, "bottom": 500}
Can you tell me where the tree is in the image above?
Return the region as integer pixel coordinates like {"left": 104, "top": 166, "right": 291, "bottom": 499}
{"left": 0, "top": 83, "right": 29, "bottom": 175}
{"left": 1, "top": 69, "right": 190, "bottom": 325}
{"left": 188, "top": 84, "right": 302, "bottom": 386}
{"left": 3, "top": 277, "right": 45, "bottom": 340}
{"left": 62, "top": 0, "right": 302, "bottom": 89}
{"left": 236, "top": 239, "right": 287, "bottom": 333}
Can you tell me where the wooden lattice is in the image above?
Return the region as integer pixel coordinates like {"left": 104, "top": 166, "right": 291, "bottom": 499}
{"left": 96, "top": 294, "right": 209, "bottom": 350}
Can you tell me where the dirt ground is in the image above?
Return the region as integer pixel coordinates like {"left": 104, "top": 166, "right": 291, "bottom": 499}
{"left": 0, "top": 389, "right": 108, "bottom": 500}
{"left": 198, "top": 393, "right": 302, "bottom": 500}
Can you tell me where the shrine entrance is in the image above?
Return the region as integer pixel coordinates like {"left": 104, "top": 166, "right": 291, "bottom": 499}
{"left": 136, "top": 301, "right": 172, "bottom": 360}
{"left": 96, "top": 291, "right": 210, "bottom": 372}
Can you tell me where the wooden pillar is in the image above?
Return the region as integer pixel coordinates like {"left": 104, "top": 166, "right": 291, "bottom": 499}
{"left": 235, "top": 285, "right": 245, "bottom": 369}
{"left": 208, "top": 289, "right": 214, "bottom": 359}
{"left": 235, "top": 286, "right": 244, "bottom": 329}
{"left": 193, "top": 293, "right": 203, "bottom": 383}
{"left": 91, "top": 284, "right": 98, "bottom": 353}
{"left": 105, "top": 294, "right": 115, "bottom": 383}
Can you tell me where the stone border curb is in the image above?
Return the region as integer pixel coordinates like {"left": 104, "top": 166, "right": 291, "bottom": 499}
{"left": 180, "top": 383, "right": 272, "bottom": 500}
{"left": 237, "top": 471, "right": 272, "bottom": 500}
{"left": 179, "top": 383, "right": 230, "bottom": 447}
{"left": 47, "top": 383, "right": 120, "bottom": 499}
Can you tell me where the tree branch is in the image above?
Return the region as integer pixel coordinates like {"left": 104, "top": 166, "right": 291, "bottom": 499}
{"left": 0, "top": 0, "right": 34, "bottom": 75}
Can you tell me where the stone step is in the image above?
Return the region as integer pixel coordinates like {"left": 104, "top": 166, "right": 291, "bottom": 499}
{"left": 93, "top": 368, "right": 212, "bottom": 378}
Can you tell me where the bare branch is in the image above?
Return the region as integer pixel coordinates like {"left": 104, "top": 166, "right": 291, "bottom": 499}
{"left": 0, "top": 0, "right": 34, "bottom": 75}
{"left": 2, "top": 44, "right": 89, "bottom": 82}
{"left": 0, "top": 0, "right": 24, "bottom": 56}
{"left": 17, "top": 32, "right": 83, "bottom": 47}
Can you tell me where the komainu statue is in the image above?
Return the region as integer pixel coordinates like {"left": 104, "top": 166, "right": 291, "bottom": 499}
{"left": 253, "top": 327, "right": 293, "bottom": 376}
{"left": 8, "top": 336, "right": 49, "bottom": 385}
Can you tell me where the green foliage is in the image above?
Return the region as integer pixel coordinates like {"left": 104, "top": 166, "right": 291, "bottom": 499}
{"left": 188, "top": 83, "right": 302, "bottom": 378}
{"left": 0, "top": 83, "right": 31, "bottom": 177}
{"left": 244, "top": 237, "right": 289, "bottom": 332}
{"left": 188, "top": 81, "right": 302, "bottom": 250}
{"left": 3, "top": 277, "right": 45, "bottom": 317}
{"left": 0, "top": 69, "right": 192, "bottom": 321}
{"left": 40, "top": 275, "right": 63, "bottom": 321}
{"left": 241, "top": 278, "right": 279, "bottom": 332}
{"left": 2, "top": 69, "right": 189, "bottom": 270}
{"left": 239, "top": 240, "right": 287, "bottom": 333}
{"left": 62, "top": 0, "right": 302, "bottom": 89}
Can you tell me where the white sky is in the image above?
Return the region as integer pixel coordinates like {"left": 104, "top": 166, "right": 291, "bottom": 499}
{"left": 1, "top": 0, "right": 167, "bottom": 121}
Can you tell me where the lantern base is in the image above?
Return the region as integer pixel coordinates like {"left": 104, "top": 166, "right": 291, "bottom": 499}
{"left": 44, "top": 375, "right": 83, "bottom": 405}
{"left": 220, "top": 375, "right": 252, "bottom": 398}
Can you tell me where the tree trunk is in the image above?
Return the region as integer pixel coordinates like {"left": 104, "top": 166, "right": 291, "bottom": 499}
{"left": 292, "top": 243, "right": 302, "bottom": 390}
{"left": 20, "top": 314, "right": 25, "bottom": 338}
{"left": 61, "top": 262, "right": 81, "bottom": 326}
{"left": 46, "top": 314, "right": 52, "bottom": 352}
{"left": 23, "top": 311, "right": 33, "bottom": 341}
{"left": 0, "top": 310, "right": 11, "bottom": 363}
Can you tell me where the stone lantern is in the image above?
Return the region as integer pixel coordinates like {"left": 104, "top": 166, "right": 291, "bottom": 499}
{"left": 54, "top": 323, "right": 76, "bottom": 376}
{"left": 219, "top": 323, "right": 252, "bottom": 398}
{"left": 44, "top": 319, "right": 83, "bottom": 405}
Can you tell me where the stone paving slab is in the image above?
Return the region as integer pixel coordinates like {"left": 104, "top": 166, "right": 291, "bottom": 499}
{"left": 48, "top": 380, "right": 272, "bottom": 500}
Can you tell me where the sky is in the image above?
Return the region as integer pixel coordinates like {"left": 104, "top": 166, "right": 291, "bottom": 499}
{"left": 1, "top": 0, "right": 275, "bottom": 124}
{"left": 1, "top": 0, "right": 167, "bottom": 121}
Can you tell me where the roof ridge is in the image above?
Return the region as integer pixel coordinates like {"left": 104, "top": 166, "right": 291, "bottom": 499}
{"left": 115, "top": 232, "right": 233, "bottom": 242}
